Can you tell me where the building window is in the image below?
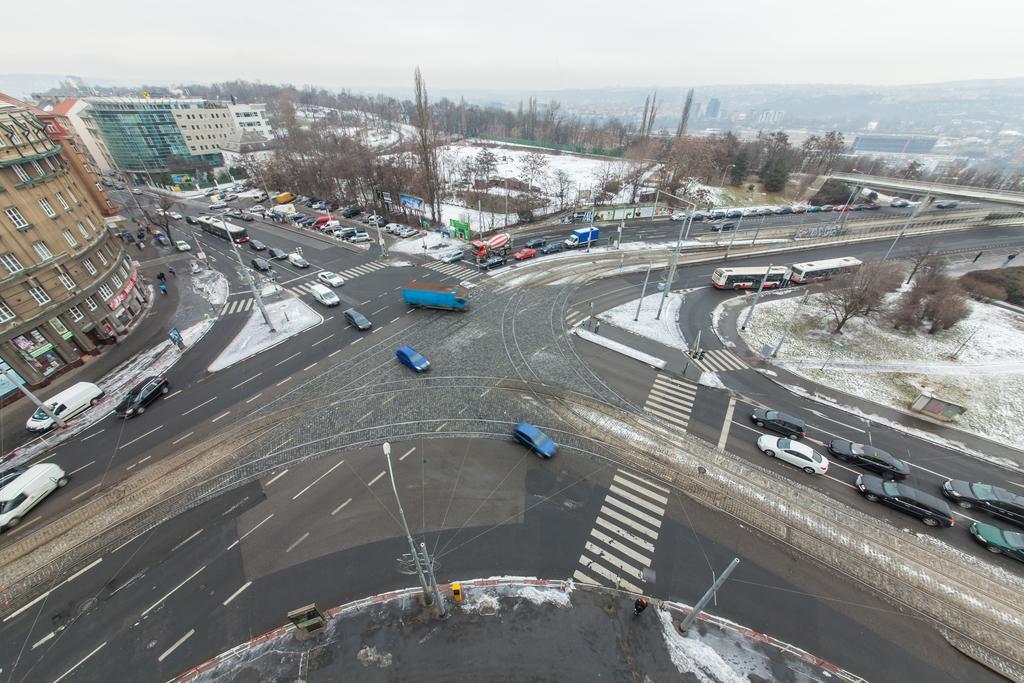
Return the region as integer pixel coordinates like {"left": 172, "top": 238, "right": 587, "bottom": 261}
{"left": 4, "top": 207, "right": 29, "bottom": 229}
{"left": 55, "top": 192, "right": 71, "bottom": 211}
{"left": 32, "top": 241, "right": 53, "bottom": 261}
{"left": 38, "top": 198, "right": 58, "bottom": 218}
{"left": 57, "top": 271, "right": 76, "bottom": 290}
{"left": 98, "top": 283, "right": 113, "bottom": 300}
{"left": 82, "top": 258, "right": 97, "bottom": 275}
{"left": 10, "top": 132, "right": 21, "bottom": 145}
{"left": 62, "top": 229, "right": 79, "bottom": 248}
{"left": 84, "top": 296, "right": 98, "bottom": 311}
{"left": 68, "top": 306, "right": 84, "bottom": 322}
{"left": 118, "top": 264, "right": 128, "bottom": 279}
{"left": 30, "top": 160, "right": 45, "bottom": 177}
{"left": 12, "top": 165, "right": 30, "bottom": 183}
{"left": 0, "top": 252, "right": 24, "bottom": 275}
{"left": 96, "top": 251, "right": 108, "bottom": 266}
{"left": 28, "top": 285, "right": 51, "bottom": 306}
{"left": 76, "top": 222, "right": 89, "bottom": 239}
{"left": 44, "top": 156, "right": 56, "bottom": 171}
{"left": 0, "top": 300, "right": 14, "bottom": 323}
{"left": 85, "top": 216, "right": 98, "bottom": 233}
{"left": 66, "top": 187, "right": 79, "bottom": 204}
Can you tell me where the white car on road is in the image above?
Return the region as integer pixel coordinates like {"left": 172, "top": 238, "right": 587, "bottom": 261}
{"left": 671, "top": 211, "right": 687, "bottom": 221}
{"left": 756, "top": 435, "right": 829, "bottom": 475}
{"left": 169, "top": 212, "right": 183, "bottom": 220}
{"left": 287, "top": 253, "right": 309, "bottom": 268}
{"left": 317, "top": 271, "right": 345, "bottom": 287}
{"left": 175, "top": 240, "right": 192, "bottom": 252}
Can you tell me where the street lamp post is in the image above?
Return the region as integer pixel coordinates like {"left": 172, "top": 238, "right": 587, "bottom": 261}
{"left": 655, "top": 195, "right": 696, "bottom": 320}
{"left": 219, "top": 211, "right": 275, "bottom": 331}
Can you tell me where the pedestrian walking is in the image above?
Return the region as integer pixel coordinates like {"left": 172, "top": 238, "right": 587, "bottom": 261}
{"left": 159, "top": 283, "right": 168, "bottom": 295}
{"left": 594, "top": 320, "right": 601, "bottom": 335}
{"left": 157, "top": 272, "right": 166, "bottom": 283}
{"left": 168, "top": 266, "right": 177, "bottom": 277}
{"left": 633, "top": 598, "right": 648, "bottom": 617}
{"left": 136, "top": 241, "right": 144, "bottom": 251}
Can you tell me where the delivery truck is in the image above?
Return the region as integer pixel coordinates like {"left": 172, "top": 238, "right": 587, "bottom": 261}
{"left": 564, "top": 227, "right": 600, "bottom": 249}
{"left": 402, "top": 281, "right": 469, "bottom": 311}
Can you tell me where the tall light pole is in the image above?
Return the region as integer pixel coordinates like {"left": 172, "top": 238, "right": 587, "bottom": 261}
{"left": 655, "top": 197, "right": 696, "bottom": 320}
{"left": 883, "top": 196, "right": 930, "bottom": 261}
{"left": 739, "top": 263, "right": 773, "bottom": 330}
{"left": 219, "top": 211, "right": 275, "bottom": 331}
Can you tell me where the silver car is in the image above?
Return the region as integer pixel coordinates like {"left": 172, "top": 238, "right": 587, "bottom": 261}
{"left": 440, "top": 249, "right": 463, "bottom": 263}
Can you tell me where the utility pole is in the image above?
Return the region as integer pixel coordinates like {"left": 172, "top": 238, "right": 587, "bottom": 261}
{"left": 383, "top": 443, "right": 445, "bottom": 615}
{"left": 634, "top": 264, "right": 653, "bottom": 321}
{"left": 771, "top": 288, "right": 810, "bottom": 358}
{"left": 739, "top": 264, "right": 773, "bottom": 330}
{"left": 655, "top": 208, "right": 695, "bottom": 319}
{"left": 723, "top": 213, "right": 744, "bottom": 260}
{"left": 221, "top": 213, "right": 275, "bottom": 331}
{"left": 679, "top": 558, "right": 740, "bottom": 635}
{"left": 618, "top": 219, "right": 624, "bottom": 248}
{"left": 1, "top": 367, "right": 64, "bottom": 428}
{"left": 884, "top": 196, "right": 930, "bottom": 261}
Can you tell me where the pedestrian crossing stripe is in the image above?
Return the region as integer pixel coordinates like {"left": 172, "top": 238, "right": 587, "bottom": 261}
{"left": 219, "top": 298, "right": 255, "bottom": 315}
{"left": 423, "top": 260, "right": 480, "bottom": 279}
{"left": 643, "top": 373, "right": 697, "bottom": 431}
{"left": 692, "top": 349, "right": 748, "bottom": 373}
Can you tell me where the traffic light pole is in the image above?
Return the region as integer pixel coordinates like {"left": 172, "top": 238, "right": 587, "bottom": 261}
{"left": 221, "top": 212, "right": 275, "bottom": 332}
{"left": 739, "top": 263, "right": 773, "bottom": 331}
{"left": 679, "top": 558, "right": 740, "bottom": 635}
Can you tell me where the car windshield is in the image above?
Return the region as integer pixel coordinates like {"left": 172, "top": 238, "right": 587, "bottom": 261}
{"left": 811, "top": 451, "right": 823, "bottom": 463}
{"left": 31, "top": 403, "right": 58, "bottom": 420}
{"left": 1003, "top": 530, "right": 1024, "bottom": 549}
{"left": 777, "top": 439, "right": 791, "bottom": 449}
{"left": 764, "top": 411, "right": 778, "bottom": 420}
{"left": 850, "top": 443, "right": 866, "bottom": 455}
{"left": 534, "top": 432, "right": 553, "bottom": 449}
{"left": 969, "top": 483, "right": 998, "bottom": 500}
{"left": 407, "top": 351, "right": 425, "bottom": 364}
{"left": 0, "top": 498, "right": 22, "bottom": 514}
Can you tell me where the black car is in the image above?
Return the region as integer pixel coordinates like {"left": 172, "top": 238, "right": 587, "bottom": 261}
{"left": 184, "top": 215, "right": 199, "bottom": 225}
{"left": 524, "top": 238, "right": 546, "bottom": 250}
{"left": 941, "top": 480, "right": 1024, "bottom": 528}
{"left": 344, "top": 308, "right": 372, "bottom": 330}
{"left": 342, "top": 207, "right": 361, "bottom": 218}
{"left": 711, "top": 221, "right": 736, "bottom": 232}
{"left": 540, "top": 242, "right": 564, "bottom": 255}
{"left": 299, "top": 217, "right": 318, "bottom": 227}
{"left": 267, "top": 248, "right": 288, "bottom": 260}
{"left": 482, "top": 255, "right": 507, "bottom": 270}
{"left": 251, "top": 257, "right": 273, "bottom": 272}
{"left": 827, "top": 440, "right": 910, "bottom": 479}
{"left": 690, "top": 212, "right": 706, "bottom": 221}
{"left": 856, "top": 474, "right": 955, "bottom": 527}
{"left": 249, "top": 240, "right": 267, "bottom": 251}
{"left": 725, "top": 209, "right": 743, "bottom": 218}
{"left": 114, "top": 375, "right": 169, "bottom": 417}
{"left": 751, "top": 408, "right": 806, "bottom": 439}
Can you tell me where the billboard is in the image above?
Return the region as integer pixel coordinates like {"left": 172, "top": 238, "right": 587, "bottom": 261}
{"left": 399, "top": 194, "right": 424, "bottom": 210}
{"left": 171, "top": 174, "right": 193, "bottom": 184}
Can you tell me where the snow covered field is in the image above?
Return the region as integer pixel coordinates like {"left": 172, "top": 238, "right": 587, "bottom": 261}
{"left": 597, "top": 291, "right": 689, "bottom": 351}
{"left": 736, "top": 293, "right": 1024, "bottom": 447}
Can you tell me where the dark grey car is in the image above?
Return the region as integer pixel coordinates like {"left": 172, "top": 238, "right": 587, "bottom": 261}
{"left": 344, "top": 308, "right": 372, "bottom": 331}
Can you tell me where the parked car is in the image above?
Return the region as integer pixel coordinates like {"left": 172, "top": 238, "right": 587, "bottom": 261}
{"left": 114, "top": 375, "right": 169, "bottom": 417}
{"left": 349, "top": 231, "right": 371, "bottom": 243}
{"left": 512, "top": 422, "right": 558, "bottom": 458}
{"left": 671, "top": 211, "right": 688, "bottom": 221}
{"left": 889, "top": 199, "right": 910, "bottom": 208}
{"left": 395, "top": 346, "right": 430, "bottom": 372}
{"left": 344, "top": 308, "right": 372, "bottom": 330}
{"left": 210, "top": 201, "right": 227, "bottom": 209}
{"left": 0, "top": 463, "right": 68, "bottom": 530}
{"left": 25, "top": 382, "right": 104, "bottom": 433}
{"left": 342, "top": 207, "right": 361, "bottom": 218}
{"left": 287, "top": 253, "right": 309, "bottom": 268}
{"left": 726, "top": 209, "right": 743, "bottom": 218}
{"left": 941, "top": 480, "right": 1024, "bottom": 528}
{"left": 385, "top": 223, "right": 404, "bottom": 234}
{"left": 820, "top": 205, "right": 834, "bottom": 212}
{"left": 751, "top": 408, "right": 806, "bottom": 439}
{"left": 540, "top": 242, "right": 565, "bottom": 255}
{"left": 481, "top": 255, "right": 507, "bottom": 270}
{"left": 249, "top": 205, "right": 266, "bottom": 215}
{"left": 827, "top": 440, "right": 910, "bottom": 479}
{"left": 865, "top": 203, "right": 881, "bottom": 210}
{"left": 154, "top": 234, "right": 171, "bottom": 247}
{"left": 249, "top": 240, "right": 267, "bottom": 251}
{"left": 850, "top": 204, "right": 866, "bottom": 211}
{"left": 267, "top": 248, "right": 288, "bottom": 260}
{"left": 440, "top": 249, "right": 464, "bottom": 264}
{"left": 398, "top": 227, "right": 419, "bottom": 238}
{"left": 757, "top": 208, "right": 774, "bottom": 216}
{"left": 709, "top": 210, "right": 727, "bottom": 220}
{"left": 175, "top": 240, "right": 192, "bottom": 252}
{"left": 369, "top": 217, "right": 387, "bottom": 228}
{"left": 298, "top": 217, "right": 318, "bottom": 227}
{"left": 807, "top": 206, "right": 823, "bottom": 213}
{"left": 309, "top": 283, "right": 339, "bottom": 307}
{"left": 334, "top": 227, "right": 358, "bottom": 240}
{"left": 363, "top": 213, "right": 380, "bottom": 224}
{"left": 251, "top": 258, "right": 273, "bottom": 272}
{"left": 514, "top": 247, "right": 537, "bottom": 261}
{"left": 969, "top": 522, "right": 1024, "bottom": 562}
{"left": 856, "top": 474, "right": 956, "bottom": 527}
{"left": 690, "top": 212, "right": 707, "bottom": 221}
{"left": 223, "top": 193, "right": 238, "bottom": 202}
{"left": 790, "top": 206, "right": 807, "bottom": 214}
{"left": 524, "top": 238, "right": 546, "bottom": 250}
{"left": 318, "top": 271, "right": 345, "bottom": 287}
{"left": 756, "top": 436, "right": 829, "bottom": 475}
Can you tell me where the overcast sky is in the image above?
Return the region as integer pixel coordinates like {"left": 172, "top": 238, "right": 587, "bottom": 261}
{"left": 5, "top": 0, "right": 1022, "bottom": 92}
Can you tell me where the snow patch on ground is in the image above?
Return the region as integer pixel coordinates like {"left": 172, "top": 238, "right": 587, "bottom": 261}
{"left": 191, "top": 269, "right": 228, "bottom": 306}
{"left": 597, "top": 292, "right": 688, "bottom": 351}
{"left": 574, "top": 328, "right": 666, "bottom": 369}
{"left": 573, "top": 406, "right": 661, "bottom": 450}
{"left": 208, "top": 298, "right": 322, "bottom": 372}
{"left": 658, "top": 609, "right": 751, "bottom": 683}
{"left": 387, "top": 230, "right": 464, "bottom": 257}
{"left": 699, "top": 372, "right": 727, "bottom": 389}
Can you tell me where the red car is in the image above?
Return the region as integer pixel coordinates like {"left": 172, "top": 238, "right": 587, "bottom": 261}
{"left": 833, "top": 205, "right": 851, "bottom": 212}
{"left": 513, "top": 247, "right": 537, "bottom": 261}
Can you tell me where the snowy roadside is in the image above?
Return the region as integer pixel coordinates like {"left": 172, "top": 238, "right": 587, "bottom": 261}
{"left": 208, "top": 297, "right": 323, "bottom": 373}
{"left": 387, "top": 230, "right": 463, "bottom": 258}
{"left": 597, "top": 291, "right": 689, "bottom": 351}
{"left": 574, "top": 328, "right": 666, "bottom": 369}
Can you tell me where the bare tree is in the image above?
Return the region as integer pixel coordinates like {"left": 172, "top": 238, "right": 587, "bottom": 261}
{"left": 412, "top": 67, "right": 442, "bottom": 223}
{"left": 517, "top": 152, "right": 549, "bottom": 193}
{"left": 476, "top": 148, "right": 498, "bottom": 186}
{"left": 820, "top": 262, "right": 903, "bottom": 334}
{"left": 145, "top": 195, "right": 181, "bottom": 243}
{"left": 922, "top": 278, "right": 970, "bottom": 333}
{"left": 550, "top": 169, "right": 573, "bottom": 209}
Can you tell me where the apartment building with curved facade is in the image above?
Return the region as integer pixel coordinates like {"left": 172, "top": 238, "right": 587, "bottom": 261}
{"left": 0, "top": 94, "right": 143, "bottom": 394}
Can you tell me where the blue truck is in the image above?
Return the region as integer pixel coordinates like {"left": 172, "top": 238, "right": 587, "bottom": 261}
{"left": 402, "top": 281, "right": 469, "bottom": 311}
{"left": 564, "top": 226, "right": 600, "bottom": 249}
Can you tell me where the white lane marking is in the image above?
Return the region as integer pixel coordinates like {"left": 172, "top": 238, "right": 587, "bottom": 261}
{"left": 222, "top": 581, "right": 253, "bottom": 606}
{"left": 158, "top": 629, "right": 195, "bottom": 662}
{"left": 227, "top": 513, "right": 275, "bottom": 551}
{"left": 182, "top": 397, "right": 216, "bottom": 416}
{"left": 286, "top": 532, "right": 310, "bottom": 553}
{"left": 276, "top": 377, "right": 292, "bottom": 386}
{"left": 32, "top": 631, "right": 55, "bottom": 649}
{"left": 357, "top": 410, "right": 372, "bottom": 422}
{"left": 172, "top": 431, "right": 195, "bottom": 445}
{"left": 53, "top": 641, "right": 107, "bottom": 683}
{"left": 390, "top": 317, "right": 399, "bottom": 324}
{"left": 211, "top": 411, "right": 231, "bottom": 423}
{"left": 302, "top": 362, "right": 318, "bottom": 372}
{"left": 328, "top": 348, "right": 344, "bottom": 358}
{"left": 615, "top": 468, "right": 670, "bottom": 493}
{"left": 275, "top": 352, "right": 301, "bottom": 366}
{"left": 400, "top": 447, "right": 415, "bottom": 461}
{"left": 265, "top": 470, "right": 288, "bottom": 486}
{"left": 71, "top": 482, "right": 102, "bottom": 501}
{"left": 582, "top": 541, "right": 644, "bottom": 579}
{"left": 611, "top": 475, "right": 669, "bottom": 505}
{"left": 361, "top": 299, "right": 371, "bottom": 305}
{"left": 434, "top": 422, "right": 448, "bottom": 432}
{"left": 367, "top": 471, "right": 385, "bottom": 486}
{"left": 595, "top": 516, "right": 655, "bottom": 552}
{"left": 231, "top": 373, "right": 263, "bottom": 390}
{"left": 608, "top": 484, "right": 666, "bottom": 516}
{"left": 351, "top": 337, "right": 363, "bottom": 345}
{"left": 126, "top": 455, "right": 151, "bottom": 470}
{"left": 331, "top": 498, "right": 352, "bottom": 516}
{"left": 311, "top": 334, "right": 334, "bottom": 347}
{"left": 245, "top": 393, "right": 263, "bottom": 404}
{"left": 372, "top": 306, "right": 387, "bottom": 315}
{"left": 292, "top": 460, "right": 345, "bottom": 500}
{"left": 589, "top": 528, "right": 652, "bottom": 566}
{"left": 604, "top": 495, "right": 662, "bottom": 529}
{"left": 599, "top": 505, "right": 659, "bottom": 540}
{"left": 68, "top": 460, "right": 95, "bottom": 476}
{"left": 164, "top": 389, "right": 182, "bottom": 400}
{"left": 119, "top": 425, "right": 163, "bottom": 449}
{"left": 719, "top": 397, "right": 736, "bottom": 449}
{"left": 907, "top": 460, "right": 955, "bottom": 480}
{"left": 171, "top": 528, "right": 203, "bottom": 553}
{"left": 3, "top": 558, "right": 102, "bottom": 623}
{"left": 140, "top": 565, "right": 207, "bottom": 616}
{"left": 80, "top": 429, "right": 104, "bottom": 442}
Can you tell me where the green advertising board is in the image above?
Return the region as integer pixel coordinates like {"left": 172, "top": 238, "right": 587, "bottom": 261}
{"left": 449, "top": 219, "right": 469, "bottom": 230}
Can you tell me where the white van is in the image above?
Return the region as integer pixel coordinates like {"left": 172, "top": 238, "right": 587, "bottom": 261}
{"left": 287, "top": 253, "right": 309, "bottom": 268}
{"left": 310, "top": 283, "right": 340, "bottom": 307}
{"left": 0, "top": 463, "right": 67, "bottom": 530}
{"left": 25, "top": 381, "right": 105, "bottom": 433}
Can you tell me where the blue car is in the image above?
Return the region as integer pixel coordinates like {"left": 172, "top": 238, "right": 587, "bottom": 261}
{"left": 512, "top": 422, "right": 558, "bottom": 458}
{"left": 395, "top": 346, "right": 430, "bottom": 372}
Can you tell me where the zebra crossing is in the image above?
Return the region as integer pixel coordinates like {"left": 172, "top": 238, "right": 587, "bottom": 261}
{"left": 573, "top": 469, "right": 669, "bottom": 594}
{"left": 219, "top": 261, "right": 390, "bottom": 316}
{"left": 221, "top": 298, "right": 255, "bottom": 315}
{"left": 422, "top": 260, "right": 481, "bottom": 280}
{"left": 643, "top": 373, "right": 697, "bottom": 431}
{"left": 692, "top": 348, "right": 748, "bottom": 373}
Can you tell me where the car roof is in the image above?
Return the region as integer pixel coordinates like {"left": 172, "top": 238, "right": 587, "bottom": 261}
{"left": 894, "top": 482, "right": 952, "bottom": 511}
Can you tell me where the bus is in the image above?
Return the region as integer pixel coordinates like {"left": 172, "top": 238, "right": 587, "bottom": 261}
{"left": 196, "top": 215, "right": 250, "bottom": 243}
{"left": 788, "top": 257, "right": 861, "bottom": 284}
{"left": 711, "top": 266, "right": 789, "bottom": 290}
